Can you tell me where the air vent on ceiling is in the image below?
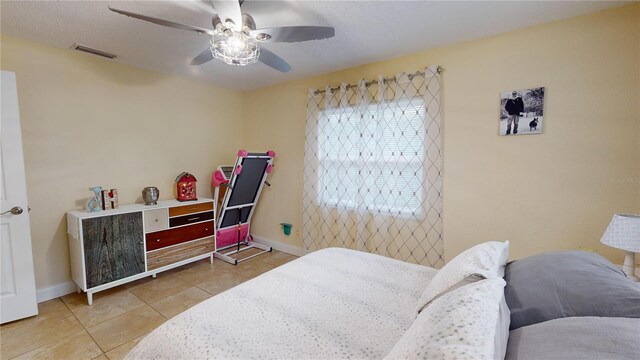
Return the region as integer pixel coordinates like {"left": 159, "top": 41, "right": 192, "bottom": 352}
{"left": 71, "top": 44, "right": 117, "bottom": 59}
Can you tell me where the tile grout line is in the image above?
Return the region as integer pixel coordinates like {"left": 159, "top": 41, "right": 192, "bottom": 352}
{"left": 193, "top": 283, "right": 217, "bottom": 296}
{"left": 6, "top": 272, "right": 184, "bottom": 359}
{"left": 6, "top": 299, "right": 99, "bottom": 360}
{"left": 61, "top": 289, "right": 148, "bottom": 332}
{"left": 128, "top": 285, "right": 152, "bottom": 307}
{"left": 96, "top": 291, "right": 168, "bottom": 354}
{"left": 60, "top": 296, "right": 108, "bottom": 357}
{"left": 60, "top": 287, "right": 157, "bottom": 356}
{"left": 7, "top": 328, "right": 94, "bottom": 360}
{"left": 4, "top": 253, "right": 296, "bottom": 360}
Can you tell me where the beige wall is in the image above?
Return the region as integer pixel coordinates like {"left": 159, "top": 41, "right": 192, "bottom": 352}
{"left": 243, "top": 4, "right": 640, "bottom": 264}
{"left": 1, "top": 4, "right": 639, "bottom": 291}
{"left": 1, "top": 35, "right": 244, "bottom": 289}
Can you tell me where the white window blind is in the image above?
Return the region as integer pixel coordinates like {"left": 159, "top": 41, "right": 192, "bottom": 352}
{"left": 318, "top": 97, "right": 426, "bottom": 216}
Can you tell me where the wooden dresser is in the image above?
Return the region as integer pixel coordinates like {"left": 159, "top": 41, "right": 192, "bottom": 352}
{"left": 67, "top": 198, "right": 215, "bottom": 305}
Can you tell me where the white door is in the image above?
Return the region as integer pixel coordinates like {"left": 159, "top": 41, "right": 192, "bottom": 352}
{"left": 0, "top": 71, "right": 38, "bottom": 324}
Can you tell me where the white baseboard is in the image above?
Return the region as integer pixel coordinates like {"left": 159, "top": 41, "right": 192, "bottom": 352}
{"left": 252, "top": 235, "right": 303, "bottom": 257}
{"left": 36, "top": 281, "right": 76, "bottom": 303}
{"left": 35, "top": 237, "right": 300, "bottom": 304}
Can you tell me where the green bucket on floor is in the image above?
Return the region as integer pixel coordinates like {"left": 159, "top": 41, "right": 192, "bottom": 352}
{"left": 280, "top": 223, "right": 292, "bottom": 236}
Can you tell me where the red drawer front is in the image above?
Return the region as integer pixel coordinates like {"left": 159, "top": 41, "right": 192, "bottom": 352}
{"left": 146, "top": 221, "right": 214, "bottom": 251}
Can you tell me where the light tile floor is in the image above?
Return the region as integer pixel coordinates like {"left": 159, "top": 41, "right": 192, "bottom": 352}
{"left": 0, "top": 250, "right": 297, "bottom": 360}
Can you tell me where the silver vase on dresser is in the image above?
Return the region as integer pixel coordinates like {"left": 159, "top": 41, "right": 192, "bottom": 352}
{"left": 142, "top": 187, "right": 159, "bottom": 205}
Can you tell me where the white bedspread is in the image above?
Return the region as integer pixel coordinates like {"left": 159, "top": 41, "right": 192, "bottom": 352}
{"left": 127, "top": 248, "right": 437, "bottom": 360}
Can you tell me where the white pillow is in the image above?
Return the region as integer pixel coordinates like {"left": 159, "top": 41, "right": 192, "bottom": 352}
{"left": 384, "top": 278, "right": 507, "bottom": 360}
{"left": 495, "top": 295, "right": 511, "bottom": 360}
{"left": 416, "top": 241, "right": 509, "bottom": 314}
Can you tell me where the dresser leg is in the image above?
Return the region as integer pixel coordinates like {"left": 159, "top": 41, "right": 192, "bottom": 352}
{"left": 87, "top": 292, "right": 93, "bottom": 306}
{"left": 152, "top": 273, "right": 157, "bottom": 278}
{"left": 210, "top": 254, "right": 214, "bottom": 264}
{"left": 77, "top": 285, "right": 81, "bottom": 294}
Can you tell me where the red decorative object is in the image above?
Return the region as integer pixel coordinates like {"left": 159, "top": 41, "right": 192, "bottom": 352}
{"left": 175, "top": 172, "right": 198, "bottom": 202}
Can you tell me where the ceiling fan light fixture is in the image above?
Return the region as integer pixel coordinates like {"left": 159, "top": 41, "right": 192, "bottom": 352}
{"left": 210, "top": 30, "right": 260, "bottom": 66}
{"left": 108, "top": 3, "right": 334, "bottom": 72}
{"left": 224, "top": 20, "right": 236, "bottom": 30}
{"left": 255, "top": 33, "right": 271, "bottom": 41}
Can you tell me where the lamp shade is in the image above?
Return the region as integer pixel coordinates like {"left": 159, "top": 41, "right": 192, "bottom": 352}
{"left": 600, "top": 214, "right": 640, "bottom": 252}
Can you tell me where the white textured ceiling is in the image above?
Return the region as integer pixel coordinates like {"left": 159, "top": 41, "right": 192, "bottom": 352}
{"left": 0, "top": 1, "right": 627, "bottom": 91}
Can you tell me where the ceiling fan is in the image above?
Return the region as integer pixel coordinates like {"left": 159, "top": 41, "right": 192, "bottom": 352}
{"left": 108, "top": 0, "right": 335, "bottom": 72}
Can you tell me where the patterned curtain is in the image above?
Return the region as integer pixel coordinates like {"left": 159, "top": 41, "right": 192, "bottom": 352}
{"left": 303, "top": 65, "right": 443, "bottom": 267}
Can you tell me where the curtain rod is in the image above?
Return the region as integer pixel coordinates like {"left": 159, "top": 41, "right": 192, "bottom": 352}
{"left": 312, "top": 66, "right": 443, "bottom": 95}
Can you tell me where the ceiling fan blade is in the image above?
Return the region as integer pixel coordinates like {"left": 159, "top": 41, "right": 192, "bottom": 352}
{"left": 251, "top": 26, "right": 335, "bottom": 43}
{"left": 211, "top": 0, "right": 243, "bottom": 30}
{"left": 108, "top": 7, "right": 215, "bottom": 36}
{"left": 258, "top": 47, "right": 291, "bottom": 73}
{"left": 191, "top": 48, "right": 214, "bottom": 65}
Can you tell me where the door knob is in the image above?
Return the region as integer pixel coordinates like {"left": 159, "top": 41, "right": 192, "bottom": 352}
{"left": 1, "top": 207, "right": 23, "bottom": 216}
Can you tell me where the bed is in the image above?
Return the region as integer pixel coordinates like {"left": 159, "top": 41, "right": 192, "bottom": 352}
{"left": 127, "top": 248, "right": 437, "bottom": 359}
{"left": 127, "top": 244, "right": 640, "bottom": 360}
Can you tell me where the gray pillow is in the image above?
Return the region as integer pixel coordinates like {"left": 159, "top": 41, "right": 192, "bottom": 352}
{"left": 506, "top": 317, "right": 640, "bottom": 360}
{"left": 504, "top": 250, "right": 640, "bottom": 330}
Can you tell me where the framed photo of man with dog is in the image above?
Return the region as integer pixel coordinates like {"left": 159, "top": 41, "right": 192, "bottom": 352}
{"left": 500, "top": 87, "right": 545, "bottom": 136}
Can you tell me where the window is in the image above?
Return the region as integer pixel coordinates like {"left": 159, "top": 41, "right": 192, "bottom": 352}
{"left": 317, "top": 96, "right": 426, "bottom": 216}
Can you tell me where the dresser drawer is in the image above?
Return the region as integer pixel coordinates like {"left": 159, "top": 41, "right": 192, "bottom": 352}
{"left": 147, "top": 237, "right": 214, "bottom": 271}
{"left": 145, "top": 221, "right": 214, "bottom": 251}
{"left": 144, "top": 208, "right": 168, "bottom": 233}
{"left": 169, "top": 211, "right": 214, "bottom": 228}
{"left": 168, "top": 202, "right": 213, "bottom": 217}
